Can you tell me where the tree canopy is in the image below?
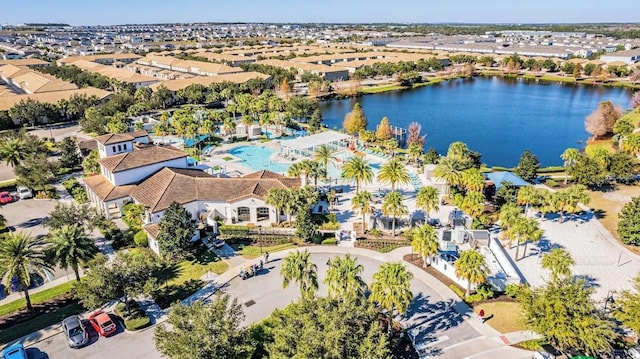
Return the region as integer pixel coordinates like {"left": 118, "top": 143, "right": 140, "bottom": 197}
{"left": 156, "top": 202, "right": 197, "bottom": 259}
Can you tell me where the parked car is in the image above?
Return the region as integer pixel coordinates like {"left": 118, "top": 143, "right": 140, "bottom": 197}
{"left": 16, "top": 186, "right": 33, "bottom": 200}
{"left": 0, "top": 192, "right": 13, "bottom": 205}
{"left": 532, "top": 351, "right": 554, "bottom": 359}
{"left": 628, "top": 347, "right": 640, "bottom": 359}
{"left": 89, "top": 310, "right": 117, "bottom": 337}
{"left": 1, "top": 343, "right": 26, "bottom": 359}
{"left": 212, "top": 239, "right": 226, "bottom": 249}
{"left": 62, "top": 315, "right": 88, "bottom": 348}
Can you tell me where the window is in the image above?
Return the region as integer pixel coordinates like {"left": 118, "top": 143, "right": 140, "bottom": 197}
{"left": 124, "top": 143, "right": 127, "bottom": 150}
{"left": 237, "top": 207, "right": 250, "bottom": 222}
{"left": 257, "top": 207, "right": 269, "bottom": 221}
{"left": 117, "top": 145, "right": 122, "bottom": 152}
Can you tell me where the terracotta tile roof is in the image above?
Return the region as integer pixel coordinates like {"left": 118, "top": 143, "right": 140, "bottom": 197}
{"left": 0, "top": 87, "right": 111, "bottom": 111}
{"left": 131, "top": 168, "right": 301, "bottom": 213}
{"left": 83, "top": 174, "right": 136, "bottom": 201}
{"left": 99, "top": 144, "right": 187, "bottom": 173}
{"left": 95, "top": 130, "right": 150, "bottom": 145}
{"left": 143, "top": 222, "right": 160, "bottom": 239}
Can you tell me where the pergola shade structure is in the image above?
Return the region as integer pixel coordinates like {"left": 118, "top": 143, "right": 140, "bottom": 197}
{"left": 278, "top": 131, "right": 351, "bottom": 159}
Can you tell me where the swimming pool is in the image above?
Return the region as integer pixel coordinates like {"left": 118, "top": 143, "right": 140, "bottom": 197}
{"left": 228, "top": 145, "right": 290, "bottom": 174}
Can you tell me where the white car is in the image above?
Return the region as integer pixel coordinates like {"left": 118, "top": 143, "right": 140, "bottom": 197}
{"left": 16, "top": 186, "right": 33, "bottom": 200}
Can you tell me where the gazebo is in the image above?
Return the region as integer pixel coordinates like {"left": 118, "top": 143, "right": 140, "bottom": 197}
{"left": 278, "top": 131, "right": 351, "bottom": 159}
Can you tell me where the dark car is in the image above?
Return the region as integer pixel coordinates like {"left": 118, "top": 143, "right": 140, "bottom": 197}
{"left": 62, "top": 315, "right": 88, "bottom": 348}
{"left": 212, "top": 239, "right": 226, "bottom": 249}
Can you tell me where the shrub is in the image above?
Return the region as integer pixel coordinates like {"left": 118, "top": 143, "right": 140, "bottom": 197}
{"left": 545, "top": 178, "right": 559, "bottom": 187}
{"left": 367, "top": 228, "right": 383, "bottom": 237}
{"left": 449, "top": 284, "right": 465, "bottom": 298}
{"left": 475, "top": 282, "right": 495, "bottom": 300}
{"left": 504, "top": 283, "right": 524, "bottom": 298}
{"left": 71, "top": 186, "right": 88, "bottom": 203}
{"left": 115, "top": 301, "right": 150, "bottom": 331}
{"left": 219, "top": 225, "right": 250, "bottom": 239}
{"left": 379, "top": 244, "right": 401, "bottom": 253}
{"left": 321, "top": 238, "right": 337, "bottom": 245}
{"left": 134, "top": 230, "right": 148, "bottom": 247}
{"left": 108, "top": 228, "right": 135, "bottom": 250}
{"left": 466, "top": 293, "right": 484, "bottom": 303}
{"left": 319, "top": 222, "right": 339, "bottom": 230}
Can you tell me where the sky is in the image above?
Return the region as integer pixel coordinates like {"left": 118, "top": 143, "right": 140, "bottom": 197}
{"left": 4, "top": 0, "right": 640, "bottom": 26}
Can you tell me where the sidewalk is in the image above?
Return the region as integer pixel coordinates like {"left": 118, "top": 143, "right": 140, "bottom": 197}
{"left": 0, "top": 274, "right": 78, "bottom": 306}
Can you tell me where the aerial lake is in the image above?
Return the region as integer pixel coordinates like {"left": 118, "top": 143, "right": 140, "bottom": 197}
{"left": 319, "top": 77, "right": 633, "bottom": 167}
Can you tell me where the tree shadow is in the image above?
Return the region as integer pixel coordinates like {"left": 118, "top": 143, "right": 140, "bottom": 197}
{"left": 573, "top": 274, "right": 600, "bottom": 289}
{"left": 17, "top": 217, "right": 46, "bottom": 228}
{"left": 535, "top": 238, "right": 565, "bottom": 255}
{"left": 592, "top": 209, "right": 607, "bottom": 219}
{"left": 156, "top": 261, "right": 182, "bottom": 283}
{"left": 403, "top": 292, "right": 468, "bottom": 335}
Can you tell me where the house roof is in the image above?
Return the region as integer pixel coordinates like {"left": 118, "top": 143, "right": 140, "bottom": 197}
{"left": 131, "top": 167, "right": 300, "bottom": 213}
{"left": 83, "top": 175, "right": 136, "bottom": 201}
{"left": 143, "top": 222, "right": 161, "bottom": 239}
{"left": 484, "top": 171, "right": 529, "bottom": 189}
{"left": 0, "top": 87, "right": 111, "bottom": 111}
{"left": 149, "top": 71, "right": 271, "bottom": 92}
{"left": 95, "top": 130, "right": 149, "bottom": 145}
{"left": 99, "top": 144, "right": 187, "bottom": 173}
{"left": 77, "top": 138, "right": 97, "bottom": 152}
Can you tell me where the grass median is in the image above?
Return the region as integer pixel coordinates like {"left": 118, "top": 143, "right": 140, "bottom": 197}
{"left": 0, "top": 281, "right": 74, "bottom": 317}
{"left": 0, "top": 302, "right": 83, "bottom": 345}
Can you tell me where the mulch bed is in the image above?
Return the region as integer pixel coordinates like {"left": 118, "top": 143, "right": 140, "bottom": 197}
{"left": 0, "top": 295, "right": 78, "bottom": 330}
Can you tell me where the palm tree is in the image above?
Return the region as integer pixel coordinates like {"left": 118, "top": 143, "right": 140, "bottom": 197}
{"left": 0, "top": 137, "right": 28, "bottom": 167}
{"left": 434, "top": 156, "right": 464, "bottom": 191}
{"left": 561, "top": 148, "right": 579, "bottom": 185}
{"left": 342, "top": 156, "right": 373, "bottom": 193}
{"left": 0, "top": 232, "right": 51, "bottom": 311}
{"left": 377, "top": 158, "right": 410, "bottom": 192}
{"left": 264, "top": 188, "right": 289, "bottom": 226}
{"left": 369, "top": 262, "right": 413, "bottom": 335}
{"left": 461, "top": 168, "right": 485, "bottom": 193}
{"left": 314, "top": 144, "right": 338, "bottom": 177}
{"left": 47, "top": 224, "right": 99, "bottom": 281}
{"left": 281, "top": 249, "right": 318, "bottom": 299}
{"left": 517, "top": 185, "right": 540, "bottom": 217}
{"left": 416, "top": 186, "right": 439, "bottom": 220}
{"left": 457, "top": 191, "right": 485, "bottom": 222}
{"left": 541, "top": 248, "right": 575, "bottom": 282}
{"left": 411, "top": 224, "right": 439, "bottom": 267}
{"left": 352, "top": 190, "right": 374, "bottom": 232}
{"left": 454, "top": 250, "right": 489, "bottom": 297}
{"left": 499, "top": 202, "right": 523, "bottom": 243}
{"left": 512, "top": 217, "right": 543, "bottom": 261}
{"left": 382, "top": 191, "right": 407, "bottom": 236}
{"left": 324, "top": 254, "right": 367, "bottom": 305}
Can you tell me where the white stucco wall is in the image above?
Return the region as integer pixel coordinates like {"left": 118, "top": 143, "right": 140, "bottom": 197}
{"left": 111, "top": 157, "right": 188, "bottom": 185}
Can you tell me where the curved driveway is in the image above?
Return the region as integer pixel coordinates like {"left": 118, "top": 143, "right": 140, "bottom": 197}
{"left": 20, "top": 246, "right": 531, "bottom": 359}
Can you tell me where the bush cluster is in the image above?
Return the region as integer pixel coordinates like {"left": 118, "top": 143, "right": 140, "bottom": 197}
{"left": 115, "top": 301, "right": 151, "bottom": 331}
{"left": 62, "top": 178, "right": 88, "bottom": 204}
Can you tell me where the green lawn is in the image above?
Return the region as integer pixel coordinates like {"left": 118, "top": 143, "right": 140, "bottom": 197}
{"left": 0, "top": 302, "right": 84, "bottom": 345}
{"left": 236, "top": 243, "right": 297, "bottom": 259}
{"left": 166, "top": 252, "right": 229, "bottom": 287}
{"left": 360, "top": 84, "right": 407, "bottom": 94}
{"left": 0, "top": 281, "right": 74, "bottom": 317}
{"left": 585, "top": 139, "right": 616, "bottom": 156}
{"left": 0, "top": 179, "right": 16, "bottom": 190}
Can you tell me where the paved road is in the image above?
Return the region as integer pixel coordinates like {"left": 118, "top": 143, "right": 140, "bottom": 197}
{"left": 24, "top": 249, "right": 530, "bottom": 359}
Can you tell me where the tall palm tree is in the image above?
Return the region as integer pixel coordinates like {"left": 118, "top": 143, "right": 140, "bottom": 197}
{"left": 434, "top": 156, "right": 464, "bottom": 191}
{"left": 382, "top": 191, "right": 407, "bottom": 236}
{"left": 369, "top": 262, "right": 413, "bottom": 335}
{"left": 454, "top": 250, "right": 489, "bottom": 297}
{"left": 377, "top": 158, "right": 410, "bottom": 192}
{"left": 281, "top": 249, "right": 318, "bottom": 299}
{"left": 352, "top": 190, "right": 374, "bottom": 232}
{"left": 314, "top": 144, "right": 338, "bottom": 177}
{"left": 499, "top": 202, "right": 523, "bottom": 242}
{"left": 342, "top": 156, "right": 373, "bottom": 193}
{"left": 0, "top": 232, "right": 51, "bottom": 311}
{"left": 0, "top": 137, "right": 28, "bottom": 168}
{"left": 411, "top": 224, "right": 439, "bottom": 267}
{"left": 47, "top": 224, "right": 99, "bottom": 281}
{"left": 264, "top": 188, "right": 290, "bottom": 226}
{"left": 512, "top": 217, "right": 543, "bottom": 261}
{"left": 324, "top": 254, "right": 367, "bottom": 305}
{"left": 457, "top": 191, "right": 485, "bottom": 222}
{"left": 517, "top": 185, "right": 540, "bottom": 217}
{"left": 415, "top": 186, "right": 439, "bottom": 221}
{"left": 542, "top": 248, "right": 575, "bottom": 282}
{"left": 561, "top": 148, "right": 580, "bottom": 185}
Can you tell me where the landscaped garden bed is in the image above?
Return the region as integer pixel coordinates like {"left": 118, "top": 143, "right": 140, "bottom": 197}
{"left": 115, "top": 300, "right": 151, "bottom": 331}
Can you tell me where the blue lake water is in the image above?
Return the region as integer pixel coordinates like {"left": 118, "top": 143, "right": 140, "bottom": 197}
{"left": 319, "top": 77, "right": 633, "bottom": 167}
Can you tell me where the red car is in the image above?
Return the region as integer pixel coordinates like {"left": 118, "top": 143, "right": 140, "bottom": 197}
{"left": 88, "top": 311, "right": 117, "bottom": 337}
{"left": 0, "top": 192, "right": 13, "bottom": 205}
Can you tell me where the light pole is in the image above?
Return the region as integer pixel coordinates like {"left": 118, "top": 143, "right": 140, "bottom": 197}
{"left": 604, "top": 290, "right": 614, "bottom": 312}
